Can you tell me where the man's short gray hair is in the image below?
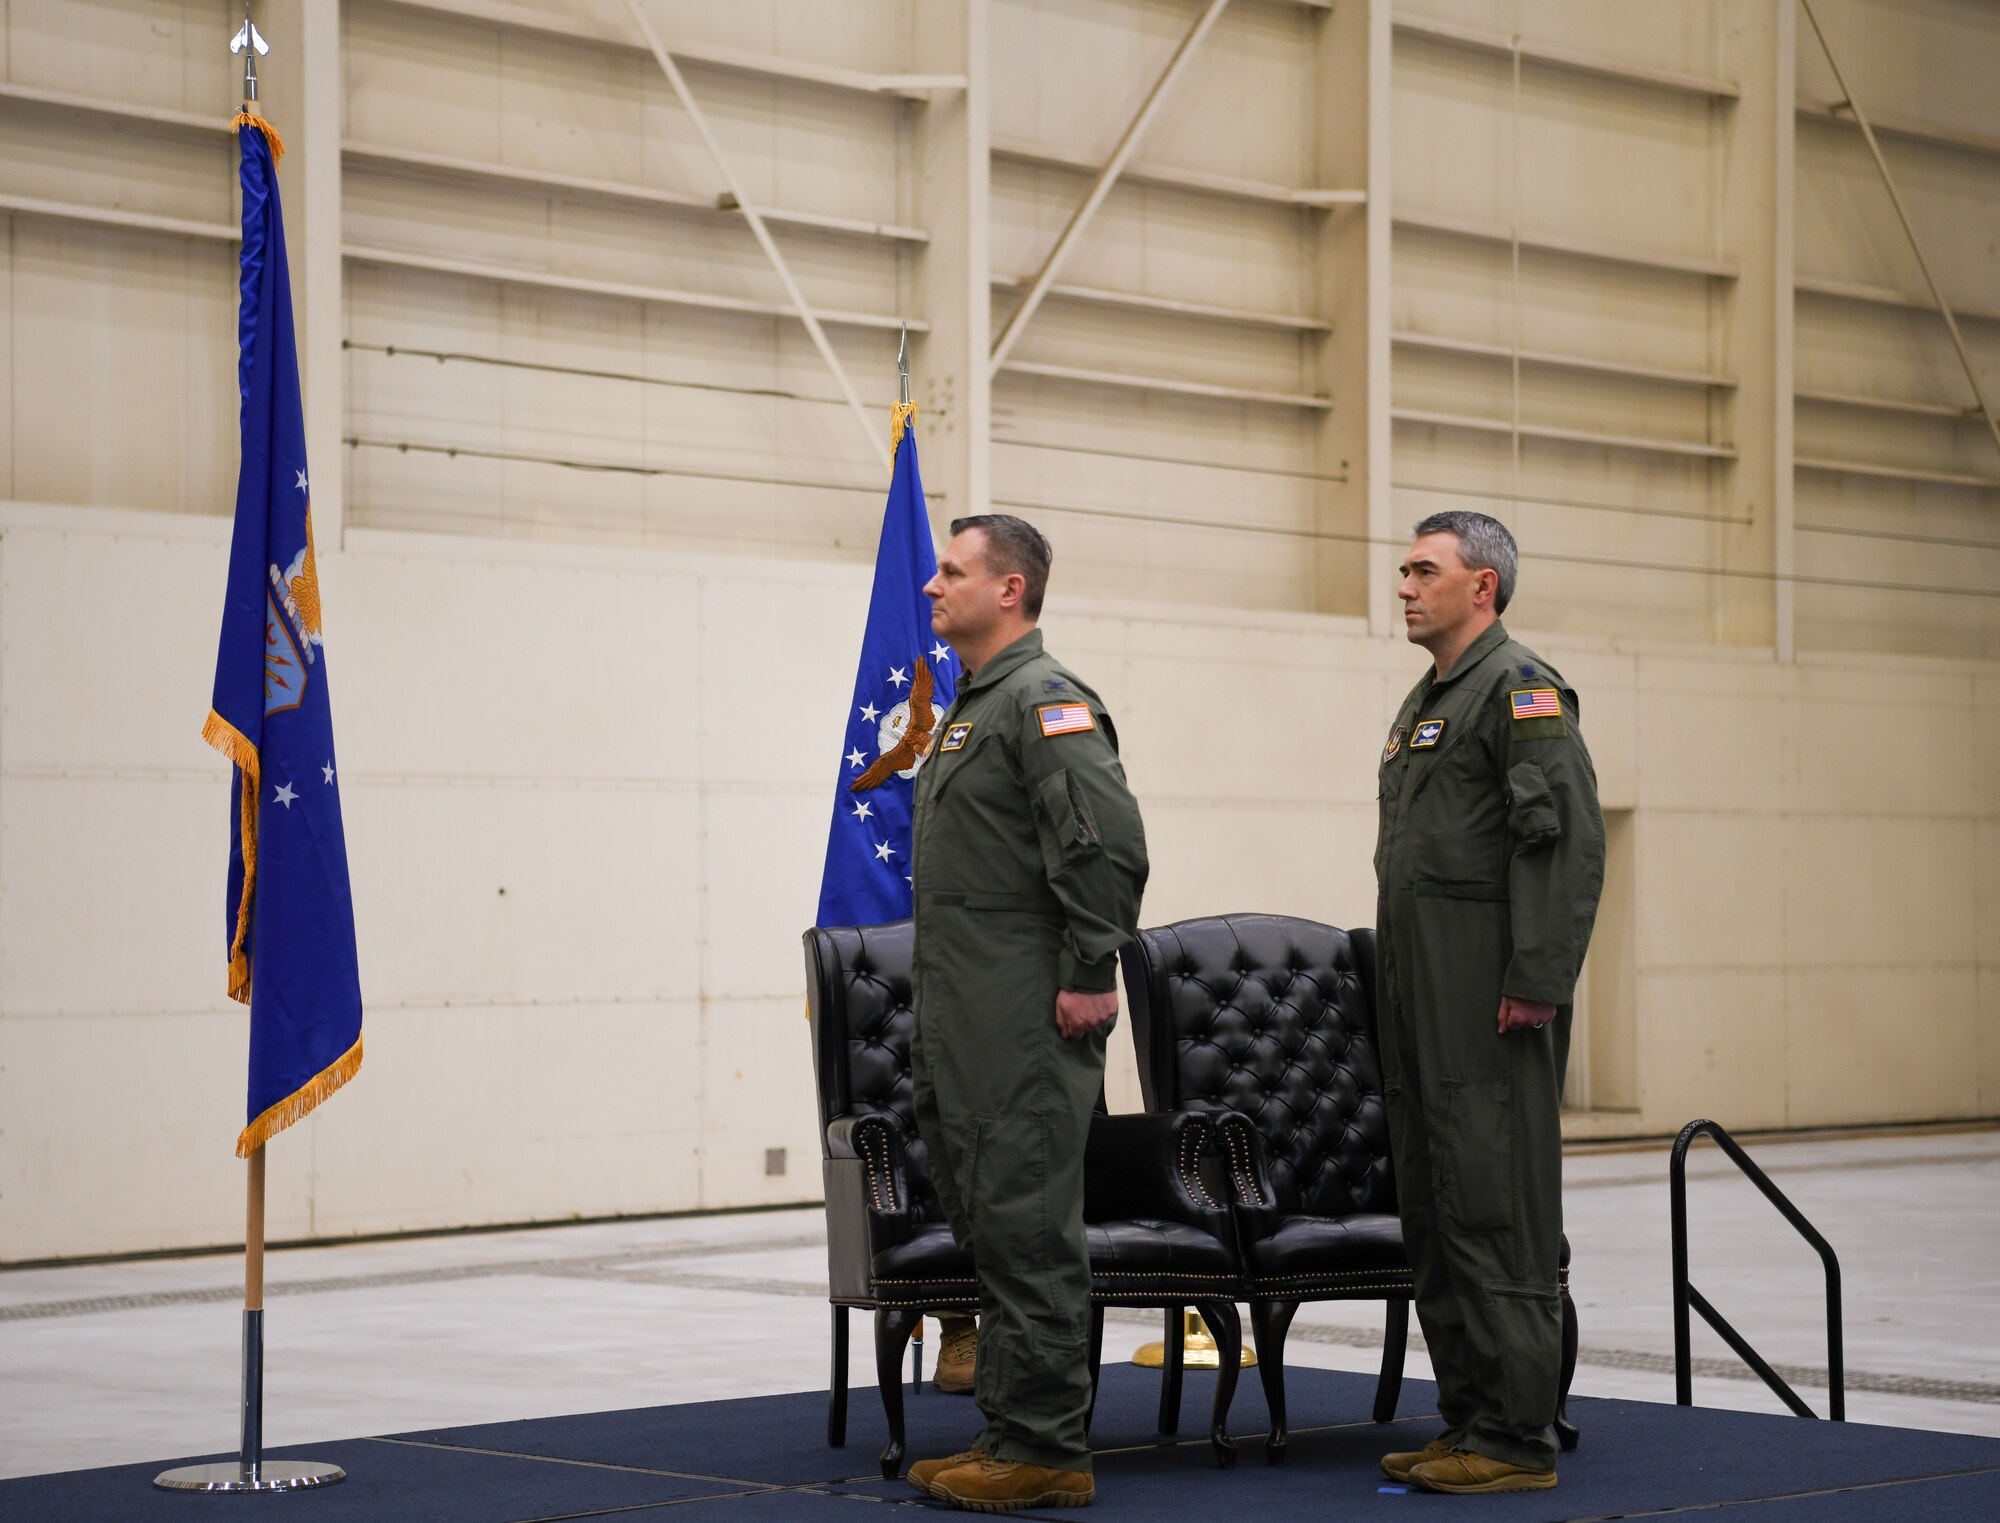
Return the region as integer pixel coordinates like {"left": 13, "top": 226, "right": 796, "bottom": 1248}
{"left": 1413, "top": 510, "right": 1519, "bottom": 614}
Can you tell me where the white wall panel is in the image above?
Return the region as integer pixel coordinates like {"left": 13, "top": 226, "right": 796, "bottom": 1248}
{"left": 0, "top": 1011, "right": 252, "bottom": 1260}
{"left": 3, "top": 506, "right": 1999, "bottom": 1255}
{"left": 5, "top": 221, "right": 238, "bottom": 516}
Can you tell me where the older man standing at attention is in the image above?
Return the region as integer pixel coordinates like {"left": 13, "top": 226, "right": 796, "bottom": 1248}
{"left": 1374, "top": 511, "right": 1604, "bottom": 1496}
{"left": 902, "top": 515, "right": 1148, "bottom": 1513}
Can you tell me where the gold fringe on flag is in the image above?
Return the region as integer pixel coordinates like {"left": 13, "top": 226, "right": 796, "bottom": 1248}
{"left": 237, "top": 1034, "right": 364, "bottom": 1158}
{"left": 890, "top": 400, "right": 919, "bottom": 452}
{"left": 231, "top": 110, "right": 285, "bottom": 167}
{"left": 202, "top": 709, "right": 260, "bottom": 1004}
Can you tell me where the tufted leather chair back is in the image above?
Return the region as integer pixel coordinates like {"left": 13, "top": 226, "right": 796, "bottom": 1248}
{"left": 804, "top": 920, "right": 942, "bottom": 1223}
{"left": 1121, "top": 914, "right": 1395, "bottom": 1219}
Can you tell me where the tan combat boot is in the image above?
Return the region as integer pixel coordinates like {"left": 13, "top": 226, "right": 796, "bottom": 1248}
{"left": 907, "top": 1450, "right": 988, "bottom": 1498}
{"left": 1380, "top": 1437, "right": 1455, "bottom": 1483}
{"left": 933, "top": 1315, "right": 977, "bottom": 1395}
{"left": 1410, "top": 1448, "right": 1557, "bottom": 1494}
{"left": 929, "top": 1454, "right": 1094, "bottom": 1511}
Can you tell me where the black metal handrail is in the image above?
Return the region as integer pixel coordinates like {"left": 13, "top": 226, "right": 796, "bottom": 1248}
{"left": 1670, "top": 1119, "right": 1844, "bottom": 1421}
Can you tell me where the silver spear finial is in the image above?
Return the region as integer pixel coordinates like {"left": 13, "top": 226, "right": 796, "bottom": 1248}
{"left": 231, "top": 1, "right": 269, "bottom": 104}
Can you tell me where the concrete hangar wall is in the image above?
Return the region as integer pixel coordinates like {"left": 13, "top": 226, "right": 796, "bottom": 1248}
{"left": 0, "top": 0, "right": 1995, "bottom": 1261}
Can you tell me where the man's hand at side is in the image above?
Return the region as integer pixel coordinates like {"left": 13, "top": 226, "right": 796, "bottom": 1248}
{"left": 1056, "top": 989, "right": 1119, "bottom": 1039}
{"left": 1497, "top": 996, "right": 1556, "bottom": 1035}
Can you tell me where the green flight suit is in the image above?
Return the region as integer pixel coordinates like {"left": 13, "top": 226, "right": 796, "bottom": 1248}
{"left": 1373, "top": 619, "right": 1605, "bottom": 1472}
{"left": 909, "top": 628, "right": 1149, "bottom": 1473}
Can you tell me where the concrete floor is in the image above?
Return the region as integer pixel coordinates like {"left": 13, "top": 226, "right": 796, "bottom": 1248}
{"left": 2, "top": 1127, "right": 1995, "bottom": 1481}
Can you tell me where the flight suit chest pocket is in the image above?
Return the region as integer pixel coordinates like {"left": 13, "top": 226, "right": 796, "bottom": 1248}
{"left": 1033, "top": 769, "right": 1101, "bottom": 879}
{"left": 925, "top": 732, "right": 996, "bottom": 804}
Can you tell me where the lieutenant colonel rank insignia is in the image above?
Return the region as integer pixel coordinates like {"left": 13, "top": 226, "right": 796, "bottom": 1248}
{"left": 1381, "top": 725, "right": 1405, "bottom": 763}
{"left": 1411, "top": 719, "right": 1446, "bottom": 749}
{"left": 1510, "top": 688, "right": 1561, "bottom": 720}
{"left": 939, "top": 721, "right": 974, "bottom": 752}
{"left": 1038, "top": 702, "right": 1096, "bottom": 736}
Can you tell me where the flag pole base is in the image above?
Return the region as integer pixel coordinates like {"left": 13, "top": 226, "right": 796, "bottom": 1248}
{"left": 1131, "top": 1307, "right": 1257, "bottom": 1369}
{"left": 153, "top": 1460, "right": 345, "bottom": 1492}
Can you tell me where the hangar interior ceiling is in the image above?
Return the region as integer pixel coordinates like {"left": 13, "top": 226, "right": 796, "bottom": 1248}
{"left": 0, "top": 0, "right": 1994, "bottom": 656}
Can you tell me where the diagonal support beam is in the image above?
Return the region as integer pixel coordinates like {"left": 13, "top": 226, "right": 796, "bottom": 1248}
{"left": 622, "top": 0, "right": 889, "bottom": 473}
{"left": 987, "top": 0, "right": 1232, "bottom": 379}
{"left": 1800, "top": 1, "right": 2000, "bottom": 465}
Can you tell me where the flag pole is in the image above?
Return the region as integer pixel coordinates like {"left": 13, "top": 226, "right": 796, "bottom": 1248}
{"left": 240, "top": 1145, "right": 266, "bottom": 1473}
{"left": 153, "top": 1056, "right": 344, "bottom": 1491}
{"left": 154, "top": 13, "right": 349, "bottom": 1491}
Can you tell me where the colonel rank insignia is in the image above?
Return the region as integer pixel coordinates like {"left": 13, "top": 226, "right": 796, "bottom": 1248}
{"left": 940, "top": 722, "right": 973, "bottom": 752}
{"left": 1411, "top": 719, "right": 1446, "bottom": 749}
{"left": 1382, "top": 725, "right": 1404, "bottom": 763}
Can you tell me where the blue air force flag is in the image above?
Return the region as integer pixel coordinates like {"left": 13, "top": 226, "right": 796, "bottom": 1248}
{"left": 814, "top": 412, "right": 957, "bottom": 926}
{"left": 203, "top": 115, "right": 363, "bottom": 1158}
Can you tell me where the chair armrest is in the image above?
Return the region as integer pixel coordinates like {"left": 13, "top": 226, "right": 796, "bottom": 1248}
{"left": 1211, "top": 1113, "right": 1282, "bottom": 1242}
{"left": 826, "top": 1114, "right": 911, "bottom": 1220}
{"left": 1084, "top": 1111, "right": 1229, "bottom": 1232}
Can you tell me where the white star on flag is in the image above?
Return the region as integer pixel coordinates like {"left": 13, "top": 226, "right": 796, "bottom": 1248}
{"left": 858, "top": 702, "right": 880, "bottom": 723}
{"left": 295, "top": 469, "right": 308, "bottom": 492}
{"left": 931, "top": 642, "right": 951, "bottom": 663}
{"left": 888, "top": 667, "right": 909, "bottom": 688}
{"left": 874, "top": 840, "right": 895, "bottom": 862}
{"left": 846, "top": 747, "right": 867, "bottom": 769}
{"left": 273, "top": 781, "right": 298, "bottom": 809}
{"left": 322, "top": 761, "right": 335, "bottom": 785}
{"left": 852, "top": 800, "right": 873, "bottom": 821}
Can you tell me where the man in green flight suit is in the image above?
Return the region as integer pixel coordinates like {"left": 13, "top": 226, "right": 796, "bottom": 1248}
{"left": 1374, "top": 511, "right": 1604, "bottom": 1496}
{"left": 902, "top": 515, "right": 1148, "bottom": 1513}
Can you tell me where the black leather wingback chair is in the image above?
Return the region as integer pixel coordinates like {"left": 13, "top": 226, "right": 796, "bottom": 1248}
{"left": 806, "top": 920, "right": 1247, "bottom": 1479}
{"left": 1121, "top": 913, "right": 1579, "bottom": 1463}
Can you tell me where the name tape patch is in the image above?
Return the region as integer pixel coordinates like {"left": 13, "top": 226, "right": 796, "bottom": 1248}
{"left": 1038, "top": 702, "right": 1096, "bottom": 737}
{"left": 1510, "top": 688, "right": 1561, "bottom": 721}
{"left": 1410, "top": 718, "right": 1446, "bottom": 749}
{"left": 939, "top": 722, "right": 974, "bottom": 752}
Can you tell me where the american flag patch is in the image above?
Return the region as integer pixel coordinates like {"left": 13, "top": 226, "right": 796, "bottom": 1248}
{"left": 1510, "top": 688, "right": 1562, "bottom": 720}
{"left": 1038, "top": 702, "right": 1096, "bottom": 737}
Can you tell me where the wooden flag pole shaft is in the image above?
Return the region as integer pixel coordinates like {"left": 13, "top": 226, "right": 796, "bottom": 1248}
{"left": 246, "top": 1145, "right": 266, "bottom": 1309}
{"left": 240, "top": 1145, "right": 266, "bottom": 1476}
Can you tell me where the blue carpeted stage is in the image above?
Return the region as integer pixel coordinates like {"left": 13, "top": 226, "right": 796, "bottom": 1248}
{"left": 8, "top": 1365, "right": 1998, "bottom": 1521}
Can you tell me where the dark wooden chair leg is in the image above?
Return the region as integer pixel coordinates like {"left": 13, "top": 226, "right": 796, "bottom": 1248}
{"left": 1158, "top": 1305, "right": 1185, "bottom": 1435}
{"left": 1249, "top": 1299, "right": 1298, "bottom": 1464}
{"left": 1374, "top": 1298, "right": 1410, "bottom": 1424}
{"left": 1195, "top": 1301, "right": 1241, "bottom": 1470}
{"left": 1556, "top": 1279, "right": 1580, "bottom": 1452}
{"left": 1085, "top": 1304, "right": 1106, "bottom": 1434}
{"left": 874, "top": 1306, "right": 920, "bottom": 1479}
{"left": 829, "top": 1305, "right": 850, "bottom": 1448}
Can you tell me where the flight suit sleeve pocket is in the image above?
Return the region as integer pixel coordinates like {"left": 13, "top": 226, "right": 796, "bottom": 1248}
{"left": 1033, "top": 769, "right": 1102, "bottom": 879}
{"left": 1506, "top": 755, "right": 1562, "bottom": 848}
{"left": 1439, "top": 1079, "right": 1516, "bottom": 1233}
